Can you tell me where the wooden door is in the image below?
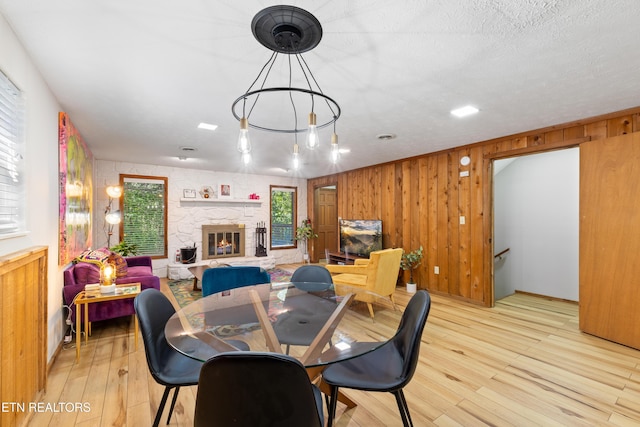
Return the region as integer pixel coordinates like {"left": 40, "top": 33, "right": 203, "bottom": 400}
{"left": 313, "top": 186, "right": 338, "bottom": 262}
{"left": 580, "top": 133, "right": 640, "bottom": 349}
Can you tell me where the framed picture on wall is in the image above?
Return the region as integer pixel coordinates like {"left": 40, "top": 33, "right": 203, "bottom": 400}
{"left": 218, "top": 183, "right": 232, "bottom": 199}
{"left": 58, "top": 112, "right": 93, "bottom": 265}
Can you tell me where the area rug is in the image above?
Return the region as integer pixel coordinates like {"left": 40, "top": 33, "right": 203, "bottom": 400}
{"left": 168, "top": 267, "right": 293, "bottom": 308}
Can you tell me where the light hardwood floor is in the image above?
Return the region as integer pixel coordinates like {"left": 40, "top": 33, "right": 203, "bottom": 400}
{"left": 30, "top": 275, "right": 640, "bottom": 426}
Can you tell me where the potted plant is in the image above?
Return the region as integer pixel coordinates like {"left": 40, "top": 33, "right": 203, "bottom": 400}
{"left": 295, "top": 219, "right": 318, "bottom": 263}
{"left": 401, "top": 246, "right": 423, "bottom": 293}
{"left": 110, "top": 240, "right": 139, "bottom": 256}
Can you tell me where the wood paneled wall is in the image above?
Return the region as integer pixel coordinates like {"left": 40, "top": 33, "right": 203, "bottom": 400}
{"left": 307, "top": 107, "right": 640, "bottom": 306}
{"left": 0, "top": 246, "right": 48, "bottom": 427}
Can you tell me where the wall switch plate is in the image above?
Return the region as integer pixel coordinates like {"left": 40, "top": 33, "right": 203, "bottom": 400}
{"left": 460, "top": 216, "right": 466, "bottom": 225}
{"left": 460, "top": 170, "right": 470, "bottom": 177}
{"left": 434, "top": 266, "right": 440, "bottom": 274}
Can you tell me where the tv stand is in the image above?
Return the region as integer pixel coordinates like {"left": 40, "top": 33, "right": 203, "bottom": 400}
{"left": 327, "top": 251, "right": 366, "bottom": 265}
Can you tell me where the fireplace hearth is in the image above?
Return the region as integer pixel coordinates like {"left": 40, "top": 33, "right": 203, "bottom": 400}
{"left": 202, "top": 224, "right": 245, "bottom": 260}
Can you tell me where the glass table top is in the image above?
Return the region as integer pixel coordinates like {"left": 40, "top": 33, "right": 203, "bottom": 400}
{"left": 164, "top": 281, "right": 397, "bottom": 367}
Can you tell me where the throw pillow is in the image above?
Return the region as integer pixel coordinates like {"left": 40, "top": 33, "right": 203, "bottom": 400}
{"left": 108, "top": 252, "right": 128, "bottom": 278}
{"left": 74, "top": 247, "right": 111, "bottom": 266}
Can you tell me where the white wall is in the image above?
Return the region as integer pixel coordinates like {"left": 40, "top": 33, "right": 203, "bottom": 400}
{"left": 0, "top": 12, "right": 310, "bottom": 363}
{"left": 95, "top": 160, "right": 309, "bottom": 275}
{"left": 493, "top": 148, "right": 579, "bottom": 301}
{"left": 0, "top": 14, "right": 67, "bottom": 362}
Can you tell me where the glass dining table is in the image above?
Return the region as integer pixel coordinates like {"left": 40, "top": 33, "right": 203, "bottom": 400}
{"left": 164, "top": 281, "right": 397, "bottom": 408}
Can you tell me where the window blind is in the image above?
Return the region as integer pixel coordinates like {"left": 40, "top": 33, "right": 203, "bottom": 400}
{"left": 0, "top": 70, "right": 25, "bottom": 235}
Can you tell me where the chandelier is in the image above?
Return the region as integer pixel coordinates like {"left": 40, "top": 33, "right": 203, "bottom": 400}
{"left": 231, "top": 5, "right": 342, "bottom": 168}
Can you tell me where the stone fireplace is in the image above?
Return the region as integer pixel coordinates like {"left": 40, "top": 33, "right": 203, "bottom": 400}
{"left": 202, "top": 224, "right": 245, "bottom": 260}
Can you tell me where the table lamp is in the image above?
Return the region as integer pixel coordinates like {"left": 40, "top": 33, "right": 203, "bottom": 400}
{"left": 100, "top": 262, "right": 117, "bottom": 293}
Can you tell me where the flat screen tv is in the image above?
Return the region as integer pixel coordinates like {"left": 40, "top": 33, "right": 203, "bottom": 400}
{"left": 339, "top": 219, "right": 383, "bottom": 257}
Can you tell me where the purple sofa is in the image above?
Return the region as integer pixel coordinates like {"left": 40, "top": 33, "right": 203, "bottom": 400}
{"left": 63, "top": 255, "right": 160, "bottom": 322}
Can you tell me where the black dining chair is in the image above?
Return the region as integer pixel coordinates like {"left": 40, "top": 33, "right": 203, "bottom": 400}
{"left": 194, "top": 351, "right": 324, "bottom": 427}
{"left": 322, "top": 290, "right": 431, "bottom": 427}
{"left": 134, "top": 288, "right": 249, "bottom": 426}
{"left": 279, "top": 264, "right": 334, "bottom": 354}
{"left": 290, "top": 264, "right": 333, "bottom": 283}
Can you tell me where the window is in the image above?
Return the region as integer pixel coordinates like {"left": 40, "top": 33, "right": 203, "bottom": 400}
{"left": 0, "top": 69, "right": 25, "bottom": 236}
{"left": 270, "top": 185, "right": 297, "bottom": 249}
{"left": 119, "top": 175, "right": 167, "bottom": 258}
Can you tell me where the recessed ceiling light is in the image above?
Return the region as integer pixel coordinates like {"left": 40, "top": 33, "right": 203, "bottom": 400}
{"left": 451, "top": 106, "right": 479, "bottom": 118}
{"left": 198, "top": 122, "right": 218, "bottom": 131}
{"left": 376, "top": 134, "right": 396, "bottom": 141}
{"left": 180, "top": 146, "right": 197, "bottom": 152}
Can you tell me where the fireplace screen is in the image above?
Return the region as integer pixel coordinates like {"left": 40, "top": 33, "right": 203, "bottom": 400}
{"left": 202, "top": 225, "right": 245, "bottom": 259}
{"left": 209, "top": 232, "right": 240, "bottom": 256}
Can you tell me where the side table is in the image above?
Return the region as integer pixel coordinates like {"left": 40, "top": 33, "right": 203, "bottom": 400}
{"left": 74, "top": 283, "right": 141, "bottom": 362}
{"left": 187, "top": 265, "right": 208, "bottom": 291}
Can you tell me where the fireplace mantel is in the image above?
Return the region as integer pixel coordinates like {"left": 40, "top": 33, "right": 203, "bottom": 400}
{"left": 180, "top": 198, "right": 261, "bottom": 205}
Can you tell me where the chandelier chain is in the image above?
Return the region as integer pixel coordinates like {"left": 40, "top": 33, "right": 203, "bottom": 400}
{"left": 298, "top": 53, "right": 339, "bottom": 118}
{"left": 244, "top": 50, "right": 276, "bottom": 94}
{"left": 246, "top": 52, "right": 278, "bottom": 119}
{"left": 287, "top": 53, "right": 298, "bottom": 133}
{"left": 292, "top": 52, "right": 315, "bottom": 114}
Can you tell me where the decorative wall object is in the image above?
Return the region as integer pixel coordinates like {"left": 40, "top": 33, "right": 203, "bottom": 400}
{"left": 58, "top": 112, "right": 93, "bottom": 265}
{"left": 218, "top": 183, "right": 232, "bottom": 199}
{"left": 199, "top": 186, "right": 214, "bottom": 199}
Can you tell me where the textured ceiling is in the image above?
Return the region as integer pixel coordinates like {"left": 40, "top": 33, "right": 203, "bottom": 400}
{"left": 1, "top": 1, "right": 639, "bottom": 178}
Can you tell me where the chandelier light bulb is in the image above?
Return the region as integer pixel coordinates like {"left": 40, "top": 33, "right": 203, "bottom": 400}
{"left": 292, "top": 143, "right": 300, "bottom": 169}
{"left": 306, "top": 112, "right": 319, "bottom": 150}
{"left": 330, "top": 133, "right": 340, "bottom": 164}
{"left": 242, "top": 151, "right": 251, "bottom": 165}
{"left": 237, "top": 117, "right": 252, "bottom": 153}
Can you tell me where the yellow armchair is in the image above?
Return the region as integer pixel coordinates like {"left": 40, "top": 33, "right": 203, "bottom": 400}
{"left": 325, "top": 248, "right": 403, "bottom": 318}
